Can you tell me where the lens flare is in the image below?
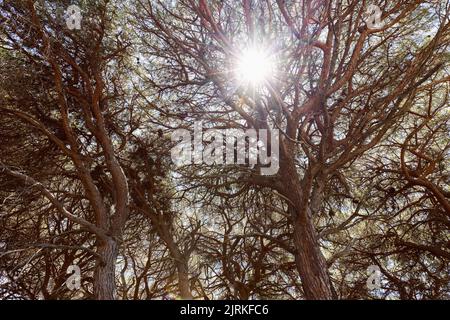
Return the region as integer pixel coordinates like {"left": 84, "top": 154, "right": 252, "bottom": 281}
{"left": 235, "top": 47, "right": 275, "bottom": 86}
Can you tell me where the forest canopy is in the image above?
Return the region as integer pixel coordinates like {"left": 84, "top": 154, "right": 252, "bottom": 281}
{"left": 0, "top": 0, "right": 449, "bottom": 300}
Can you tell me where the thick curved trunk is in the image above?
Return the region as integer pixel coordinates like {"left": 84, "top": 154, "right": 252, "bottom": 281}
{"left": 93, "top": 239, "right": 118, "bottom": 300}
{"left": 292, "top": 208, "right": 333, "bottom": 300}
{"left": 176, "top": 261, "right": 193, "bottom": 299}
{"left": 280, "top": 155, "right": 333, "bottom": 299}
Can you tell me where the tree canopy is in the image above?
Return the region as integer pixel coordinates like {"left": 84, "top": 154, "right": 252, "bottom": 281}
{"left": 0, "top": 0, "right": 449, "bottom": 300}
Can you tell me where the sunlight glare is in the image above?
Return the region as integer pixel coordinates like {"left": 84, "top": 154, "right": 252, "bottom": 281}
{"left": 236, "top": 48, "right": 275, "bottom": 86}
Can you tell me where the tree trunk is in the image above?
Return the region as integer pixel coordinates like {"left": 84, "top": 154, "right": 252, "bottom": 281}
{"left": 176, "top": 261, "right": 193, "bottom": 299}
{"left": 280, "top": 154, "right": 333, "bottom": 299}
{"left": 292, "top": 207, "right": 333, "bottom": 300}
{"left": 94, "top": 238, "right": 118, "bottom": 300}
{"left": 151, "top": 214, "right": 193, "bottom": 299}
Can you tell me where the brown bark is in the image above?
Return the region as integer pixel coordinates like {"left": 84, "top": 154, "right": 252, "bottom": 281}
{"left": 292, "top": 208, "right": 333, "bottom": 300}
{"left": 176, "top": 261, "right": 193, "bottom": 299}
{"left": 164, "top": 237, "right": 193, "bottom": 299}
{"left": 136, "top": 196, "right": 193, "bottom": 299}
{"left": 93, "top": 238, "right": 118, "bottom": 300}
{"left": 280, "top": 157, "right": 333, "bottom": 300}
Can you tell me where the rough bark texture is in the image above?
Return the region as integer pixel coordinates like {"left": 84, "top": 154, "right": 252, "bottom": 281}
{"left": 94, "top": 239, "right": 118, "bottom": 300}
{"left": 176, "top": 262, "right": 193, "bottom": 299}
{"left": 281, "top": 156, "right": 333, "bottom": 299}
{"left": 292, "top": 211, "right": 333, "bottom": 299}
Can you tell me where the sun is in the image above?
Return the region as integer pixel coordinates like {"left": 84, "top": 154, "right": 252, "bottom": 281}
{"left": 235, "top": 47, "right": 275, "bottom": 86}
